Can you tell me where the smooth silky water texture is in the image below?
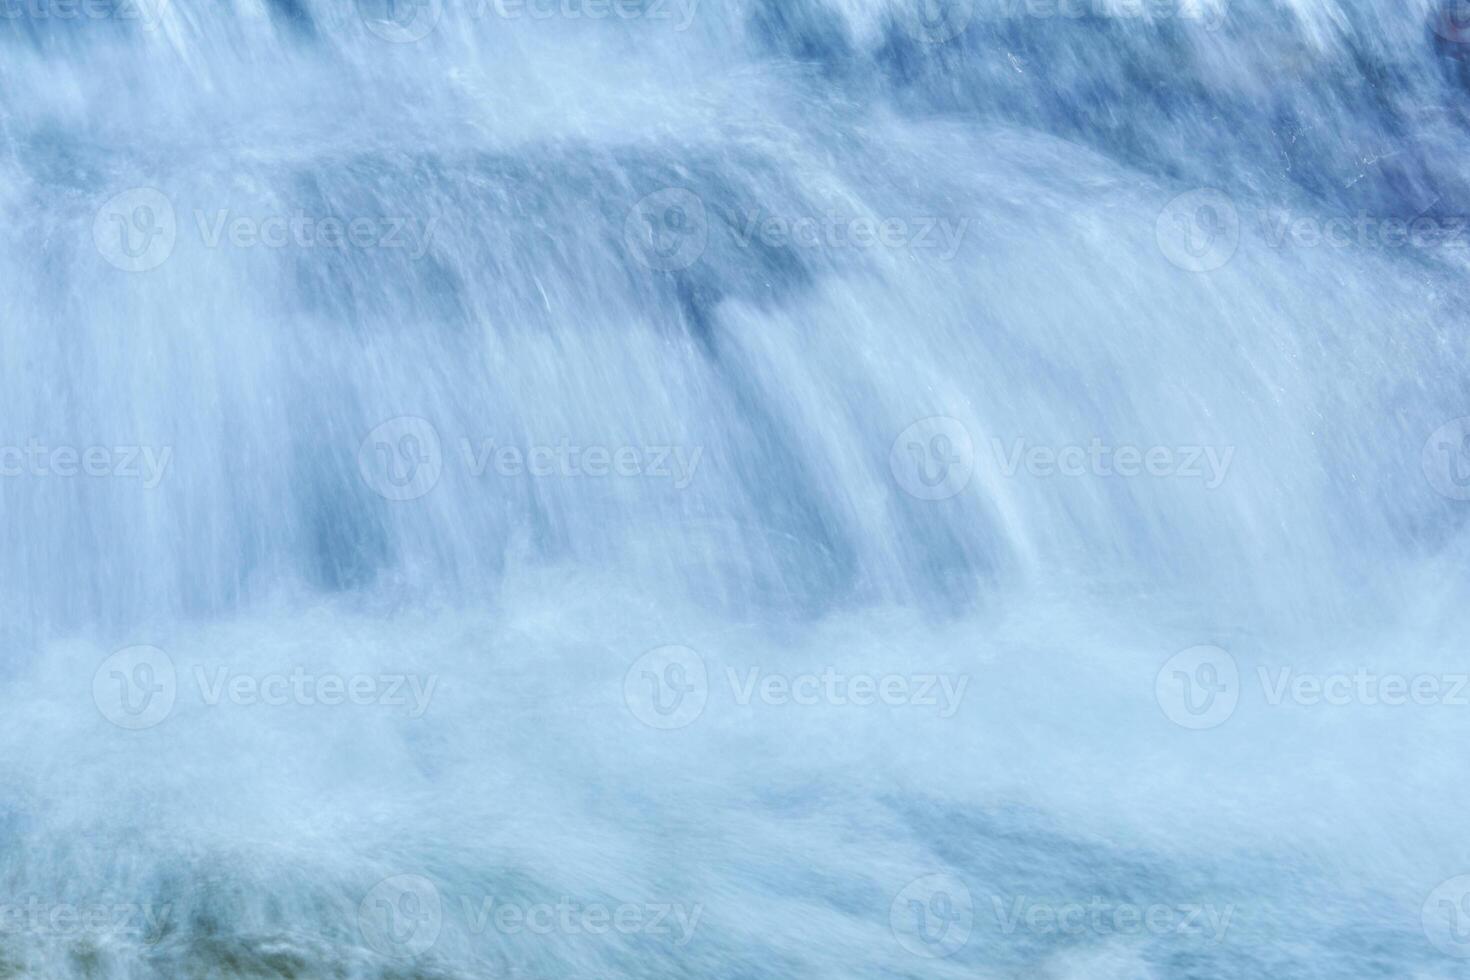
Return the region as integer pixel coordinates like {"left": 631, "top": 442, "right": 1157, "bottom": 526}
{"left": 2, "top": 0, "right": 1470, "bottom": 976}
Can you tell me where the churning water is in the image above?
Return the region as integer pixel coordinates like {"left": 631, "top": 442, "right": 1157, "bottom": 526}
{"left": 3, "top": 0, "right": 1470, "bottom": 976}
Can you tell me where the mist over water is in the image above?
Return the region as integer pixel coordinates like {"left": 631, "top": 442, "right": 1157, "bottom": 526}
{"left": 3, "top": 0, "right": 1470, "bottom": 976}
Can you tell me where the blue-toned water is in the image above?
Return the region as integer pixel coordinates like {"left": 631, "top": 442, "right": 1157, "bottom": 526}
{"left": 2, "top": 0, "right": 1470, "bottom": 976}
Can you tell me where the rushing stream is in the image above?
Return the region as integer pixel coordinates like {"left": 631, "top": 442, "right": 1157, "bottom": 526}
{"left": 3, "top": 0, "right": 1470, "bottom": 976}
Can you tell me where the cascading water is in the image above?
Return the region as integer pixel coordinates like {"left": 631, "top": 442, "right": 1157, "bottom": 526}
{"left": 2, "top": 0, "right": 1470, "bottom": 976}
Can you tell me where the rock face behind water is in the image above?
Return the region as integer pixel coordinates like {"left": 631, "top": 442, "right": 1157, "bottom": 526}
{"left": 1, "top": 2, "right": 1469, "bottom": 978}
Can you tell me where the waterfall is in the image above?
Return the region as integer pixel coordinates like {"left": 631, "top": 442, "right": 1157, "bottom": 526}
{"left": 2, "top": 0, "right": 1469, "bottom": 976}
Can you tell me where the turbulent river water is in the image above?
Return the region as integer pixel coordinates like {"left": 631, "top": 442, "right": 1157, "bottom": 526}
{"left": 3, "top": 0, "right": 1470, "bottom": 976}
